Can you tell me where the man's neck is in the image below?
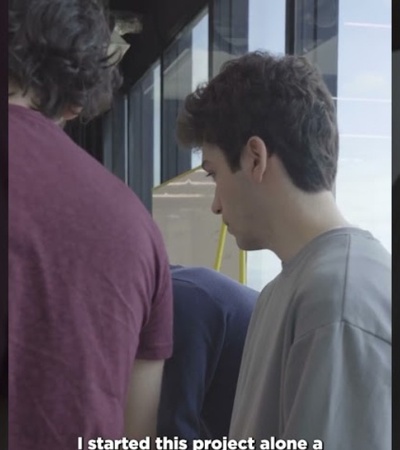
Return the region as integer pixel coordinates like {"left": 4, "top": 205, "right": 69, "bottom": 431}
{"left": 9, "top": 87, "right": 66, "bottom": 126}
{"left": 268, "top": 191, "right": 351, "bottom": 263}
{"left": 8, "top": 92, "right": 33, "bottom": 109}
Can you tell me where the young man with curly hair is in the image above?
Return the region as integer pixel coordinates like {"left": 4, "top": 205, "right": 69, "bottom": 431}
{"left": 7, "top": 1, "right": 173, "bottom": 448}
{"left": 177, "top": 52, "right": 391, "bottom": 449}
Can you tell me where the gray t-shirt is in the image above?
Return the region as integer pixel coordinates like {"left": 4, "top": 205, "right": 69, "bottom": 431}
{"left": 230, "top": 228, "right": 391, "bottom": 450}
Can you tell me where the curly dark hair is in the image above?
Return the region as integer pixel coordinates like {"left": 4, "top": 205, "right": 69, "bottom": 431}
{"left": 176, "top": 51, "right": 339, "bottom": 192}
{"left": 9, "top": 0, "right": 122, "bottom": 120}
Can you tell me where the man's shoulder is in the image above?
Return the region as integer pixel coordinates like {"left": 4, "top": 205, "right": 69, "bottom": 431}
{"left": 171, "top": 266, "right": 258, "bottom": 296}
{"left": 287, "top": 228, "right": 391, "bottom": 343}
{"left": 9, "top": 106, "right": 167, "bottom": 279}
{"left": 171, "top": 266, "right": 258, "bottom": 311}
{"left": 291, "top": 227, "right": 390, "bottom": 290}
{"left": 10, "top": 105, "right": 159, "bottom": 241}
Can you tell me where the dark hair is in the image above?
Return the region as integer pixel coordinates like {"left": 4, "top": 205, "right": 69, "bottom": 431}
{"left": 9, "top": 0, "right": 122, "bottom": 120}
{"left": 176, "top": 51, "right": 339, "bottom": 192}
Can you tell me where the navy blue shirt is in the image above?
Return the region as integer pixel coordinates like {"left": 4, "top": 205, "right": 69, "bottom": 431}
{"left": 158, "top": 265, "right": 258, "bottom": 441}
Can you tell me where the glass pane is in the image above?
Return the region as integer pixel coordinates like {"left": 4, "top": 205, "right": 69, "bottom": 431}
{"left": 127, "top": 61, "right": 161, "bottom": 210}
{"left": 153, "top": 64, "right": 161, "bottom": 187}
{"left": 191, "top": 12, "right": 209, "bottom": 168}
{"left": 336, "top": 0, "right": 391, "bottom": 252}
{"left": 294, "top": 0, "right": 339, "bottom": 96}
{"left": 248, "top": 0, "right": 285, "bottom": 54}
{"left": 192, "top": 12, "right": 209, "bottom": 90}
{"left": 212, "top": 0, "right": 248, "bottom": 75}
{"left": 129, "top": 85, "right": 142, "bottom": 195}
{"left": 162, "top": 25, "right": 193, "bottom": 181}
{"left": 111, "top": 95, "right": 128, "bottom": 183}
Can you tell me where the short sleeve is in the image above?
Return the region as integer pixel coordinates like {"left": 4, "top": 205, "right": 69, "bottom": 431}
{"left": 136, "top": 238, "right": 173, "bottom": 360}
{"left": 282, "top": 321, "right": 391, "bottom": 449}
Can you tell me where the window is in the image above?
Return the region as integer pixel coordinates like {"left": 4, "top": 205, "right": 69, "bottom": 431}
{"left": 162, "top": 9, "right": 209, "bottom": 182}
{"left": 128, "top": 62, "right": 161, "bottom": 210}
{"left": 191, "top": 13, "right": 209, "bottom": 168}
{"left": 248, "top": 0, "right": 285, "bottom": 54}
{"left": 102, "top": 95, "right": 128, "bottom": 183}
{"left": 335, "top": 0, "right": 391, "bottom": 252}
{"left": 292, "top": 0, "right": 391, "bottom": 257}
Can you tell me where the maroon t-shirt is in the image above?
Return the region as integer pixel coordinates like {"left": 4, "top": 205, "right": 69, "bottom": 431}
{"left": 8, "top": 104, "right": 173, "bottom": 449}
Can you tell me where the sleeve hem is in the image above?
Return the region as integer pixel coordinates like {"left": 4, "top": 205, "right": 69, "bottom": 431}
{"left": 136, "top": 343, "right": 173, "bottom": 360}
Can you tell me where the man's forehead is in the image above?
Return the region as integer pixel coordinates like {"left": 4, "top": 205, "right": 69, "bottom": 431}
{"left": 201, "top": 146, "right": 231, "bottom": 173}
{"left": 201, "top": 143, "right": 222, "bottom": 160}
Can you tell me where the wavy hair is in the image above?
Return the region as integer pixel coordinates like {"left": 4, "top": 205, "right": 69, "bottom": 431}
{"left": 177, "top": 51, "right": 339, "bottom": 193}
{"left": 9, "top": 0, "right": 122, "bottom": 119}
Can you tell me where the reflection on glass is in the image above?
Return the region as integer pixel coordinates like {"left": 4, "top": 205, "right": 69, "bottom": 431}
{"left": 163, "top": 31, "right": 192, "bottom": 182}
{"left": 212, "top": 0, "right": 248, "bottom": 75}
{"left": 153, "top": 64, "right": 161, "bottom": 187}
{"left": 192, "top": 13, "right": 209, "bottom": 90}
{"left": 128, "top": 62, "right": 160, "bottom": 208}
{"left": 336, "top": 0, "right": 391, "bottom": 252}
{"left": 163, "top": 9, "right": 209, "bottom": 181}
{"left": 294, "top": 0, "right": 339, "bottom": 96}
{"left": 111, "top": 95, "right": 128, "bottom": 183}
{"left": 191, "top": 13, "right": 209, "bottom": 168}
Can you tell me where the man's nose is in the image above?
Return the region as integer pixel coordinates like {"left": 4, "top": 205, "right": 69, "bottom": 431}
{"left": 211, "top": 193, "right": 222, "bottom": 215}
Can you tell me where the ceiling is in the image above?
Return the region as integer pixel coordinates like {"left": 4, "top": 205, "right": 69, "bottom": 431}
{"left": 109, "top": 0, "right": 208, "bottom": 87}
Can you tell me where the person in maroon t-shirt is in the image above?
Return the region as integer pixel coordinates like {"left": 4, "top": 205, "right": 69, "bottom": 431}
{"left": 8, "top": 1, "right": 173, "bottom": 448}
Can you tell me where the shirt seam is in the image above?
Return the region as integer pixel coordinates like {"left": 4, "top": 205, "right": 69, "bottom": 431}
{"left": 281, "top": 228, "right": 375, "bottom": 277}
{"left": 340, "top": 234, "right": 351, "bottom": 318}
{"left": 292, "top": 319, "right": 391, "bottom": 346}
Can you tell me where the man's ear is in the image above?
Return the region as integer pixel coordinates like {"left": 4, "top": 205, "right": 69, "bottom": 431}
{"left": 241, "top": 136, "right": 268, "bottom": 183}
{"left": 62, "top": 105, "right": 83, "bottom": 121}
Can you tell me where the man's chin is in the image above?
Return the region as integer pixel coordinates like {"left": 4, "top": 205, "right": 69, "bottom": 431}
{"left": 234, "top": 235, "right": 264, "bottom": 251}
